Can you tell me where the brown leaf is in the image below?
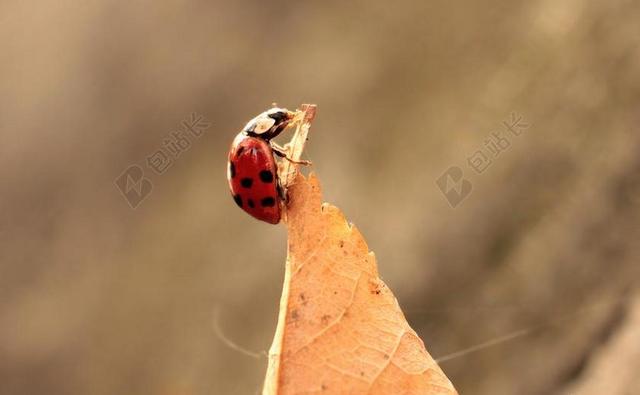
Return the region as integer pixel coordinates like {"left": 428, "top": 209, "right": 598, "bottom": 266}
{"left": 263, "top": 172, "right": 457, "bottom": 395}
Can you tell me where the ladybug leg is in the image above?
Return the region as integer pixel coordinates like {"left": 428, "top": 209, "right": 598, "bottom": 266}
{"left": 271, "top": 143, "right": 312, "bottom": 166}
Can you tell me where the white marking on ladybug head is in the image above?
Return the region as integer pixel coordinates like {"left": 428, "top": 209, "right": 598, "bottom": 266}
{"left": 267, "top": 107, "right": 288, "bottom": 115}
{"left": 241, "top": 107, "right": 292, "bottom": 136}
{"left": 252, "top": 115, "right": 276, "bottom": 135}
{"left": 232, "top": 132, "right": 246, "bottom": 148}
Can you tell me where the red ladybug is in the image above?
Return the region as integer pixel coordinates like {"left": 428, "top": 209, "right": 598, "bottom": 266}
{"left": 227, "top": 107, "right": 298, "bottom": 224}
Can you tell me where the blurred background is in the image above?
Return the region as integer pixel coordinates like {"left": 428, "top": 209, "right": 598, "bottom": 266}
{"left": 2, "top": 1, "right": 639, "bottom": 394}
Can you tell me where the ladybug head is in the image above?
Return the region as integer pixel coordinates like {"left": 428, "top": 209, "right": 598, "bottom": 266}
{"left": 244, "top": 107, "right": 294, "bottom": 140}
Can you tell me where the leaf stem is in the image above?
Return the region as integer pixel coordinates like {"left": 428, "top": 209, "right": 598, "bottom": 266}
{"left": 280, "top": 104, "right": 317, "bottom": 189}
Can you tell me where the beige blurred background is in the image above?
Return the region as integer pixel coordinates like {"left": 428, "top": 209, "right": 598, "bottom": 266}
{"left": 2, "top": 1, "right": 640, "bottom": 394}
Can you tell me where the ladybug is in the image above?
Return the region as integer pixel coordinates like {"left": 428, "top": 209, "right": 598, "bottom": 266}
{"left": 227, "top": 107, "right": 305, "bottom": 224}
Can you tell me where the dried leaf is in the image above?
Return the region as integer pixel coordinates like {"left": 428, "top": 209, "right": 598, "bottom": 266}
{"left": 263, "top": 172, "right": 457, "bottom": 394}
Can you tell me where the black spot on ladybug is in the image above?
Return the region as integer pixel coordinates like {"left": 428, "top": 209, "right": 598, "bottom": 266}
{"left": 248, "top": 199, "right": 255, "bottom": 208}
{"left": 240, "top": 177, "right": 253, "bottom": 188}
{"left": 291, "top": 309, "right": 299, "bottom": 320}
{"left": 259, "top": 170, "right": 274, "bottom": 183}
{"left": 261, "top": 197, "right": 276, "bottom": 207}
{"left": 321, "top": 384, "right": 328, "bottom": 391}
{"left": 233, "top": 194, "right": 242, "bottom": 208}
{"left": 229, "top": 162, "right": 236, "bottom": 178}
{"left": 236, "top": 146, "right": 245, "bottom": 156}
